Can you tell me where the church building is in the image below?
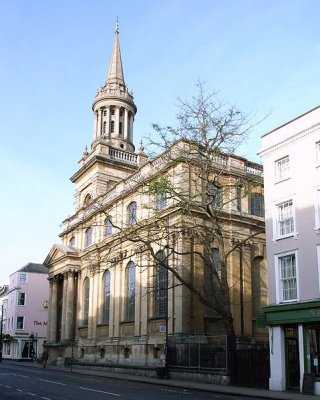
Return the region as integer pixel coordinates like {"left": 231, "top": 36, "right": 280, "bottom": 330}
{"left": 44, "top": 25, "right": 267, "bottom": 368}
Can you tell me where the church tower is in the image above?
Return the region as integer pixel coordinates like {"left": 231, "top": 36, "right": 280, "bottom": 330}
{"left": 70, "top": 22, "right": 141, "bottom": 211}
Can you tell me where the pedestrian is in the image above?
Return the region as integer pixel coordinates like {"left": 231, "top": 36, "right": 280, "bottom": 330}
{"left": 42, "top": 348, "right": 49, "bottom": 368}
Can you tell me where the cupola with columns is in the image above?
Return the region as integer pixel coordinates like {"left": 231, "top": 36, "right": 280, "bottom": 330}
{"left": 70, "top": 22, "right": 145, "bottom": 212}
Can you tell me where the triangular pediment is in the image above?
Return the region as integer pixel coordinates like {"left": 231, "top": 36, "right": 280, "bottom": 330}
{"left": 44, "top": 244, "right": 79, "bottom": 267}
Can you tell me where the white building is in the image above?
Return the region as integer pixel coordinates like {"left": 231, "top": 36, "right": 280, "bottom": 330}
{"left": 259, "top": 106, "right": 320, "bottom": 394}
{"left": 3, "top": 263, "right": 49, "bottom": 360}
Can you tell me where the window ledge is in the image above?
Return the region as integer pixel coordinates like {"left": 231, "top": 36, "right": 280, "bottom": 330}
{"left": 273, "top": 232, "right": 298, "bottom": 243}
{"left": 275, "top": 177, "right": 290, "bottom": 185}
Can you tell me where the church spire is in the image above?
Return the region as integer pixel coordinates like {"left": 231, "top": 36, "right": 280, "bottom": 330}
{"left": 92, "top": 22, "right": 137, "bottom": 153}
{"left": 106, "top": 18, "right": 125, "bottom": 87}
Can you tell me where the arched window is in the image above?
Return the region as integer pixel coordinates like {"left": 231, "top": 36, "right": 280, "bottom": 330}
{"left": 126, "top": 262, "right": 136, "bottom": 320}
{"left": 102, "top": 271, "right": 111, "bottom": 324}
{"left": 104, "top": 217, "right": 113, "bottom": 237}
{"left": 82, "top": 278, "right": 90, "bottom": 326}
{"left": 85, "top": 227, "right": 93, "bottom": 247}
{"left": 208, "top": 182, "right": 223, "bottom": 208}
{"left": 154, "top": 251, "right": 168, "bottom": 318}
{"left": 127, "top": 202, "right": 137, "bottom": 225}
{"left": 83, "top": 194, "right": 92, "bottom": 207}
{"left": 69, "top": 236, "right": 76, "bottom": 247}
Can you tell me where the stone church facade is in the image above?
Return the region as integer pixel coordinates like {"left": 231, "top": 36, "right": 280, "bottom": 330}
{"left": 44, "top": 26, "right": 267, "bottom": 367}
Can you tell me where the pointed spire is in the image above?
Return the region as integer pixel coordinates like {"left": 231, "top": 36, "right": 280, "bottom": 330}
{"left": 106, "top": 18, "right": 125, "bottom": 87}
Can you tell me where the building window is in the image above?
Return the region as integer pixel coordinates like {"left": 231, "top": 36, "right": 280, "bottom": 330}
{"left": 306, "top": 327, "right": 320, "bottom": 377}
{"left": 19, "top": 273, "right": 27, "bottom": 284}
{"left": 275, "top": 156, "right": 290, "bottom": 181}
{"left": 102, "top": 271, "right": 111, "bottom": 324}
{"left": 111, "top": 120, "right": 115, "bottom": 133}
{"left": 208, "top": 182, "right": 223, "bottom": 208}
{"left": 119, "top": 122, "right": 123, "bottom": 135}
{"left": 315, "top": 189, "right": 320, "bottom": 229}
{"left": 127, "top": 202, "right": 137, "bottom": 225}
{"left": 18, "top": 292, "right": 25, "bottom": 306}
{"left": 236, "top": 186, "right": 242, "bottom": 212}
{"left": 277, "top": 200, "right": 294, "bottom": 237}
{"left": 69, "top": 236, "right": 76, "bottom": 247}
{"left": 212, "top": 248, "right": 222, "bottom": 279}
{"left": 156, "top": 192, "right": 167, "bottom": 210}
{"left": 16, "top": 316, "right": 24, "bottom": 330}
{"left": 111, "top": 107, "right": 115, "bottom": 116}
{"left": 82, "top": 278, "right": 90, "bottom": 326}
{"left": 278, "top": 253, "right": 297, "bottom": 302}
{"left": 250, "top": 194, "right": 265, "bottom": 217}
{"left": 316, "top": 141, "right": 320, "bottom": 165}
{"left": 154, "top": 251, "right": 168, "bottom": 318}
{"left": 104, "top": 217, "right": 113, "bottom": 237}
{"left": 126, "top": 262, "right": 136, "bottom": 321}
{"left": 85, "top": 227, "right": 93, "bottom": 247}
{"left": 103, "top": 121, "right": 106, "bottom": 134}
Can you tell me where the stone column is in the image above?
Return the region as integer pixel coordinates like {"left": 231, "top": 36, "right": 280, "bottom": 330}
{"left": 106, "top": 107, "right": 110, "bottom": 138}
{"left": 96, "top": 109, "right": 102, "bottom": 138}
{"left": 91, "top": 271, "right": 100, "bottom": 339}
{"left": 65, "top": 271, "right": 76, "bottom": 340}
{"left": 112, "top": 264, "right": 121, "bottom": 338}
{"left": 115, "top": 106, "right": 120, "bottom": 136}
{"left": 60, "top": 274, "right": 68, "bottom": 340}
{"left": 49, "top": 277, "right": 58, "bottom": 342}
{"left": 93, "top": 111, "right": 98, "bottom": 140}
{"left": 124, "top": 109, "right": 128, "bottom": 141}
{"left": 129, "top": 114, "right": 133, "bottom": 143}
{"left": 140, "top": 253, "right": 148, "bottom": 337}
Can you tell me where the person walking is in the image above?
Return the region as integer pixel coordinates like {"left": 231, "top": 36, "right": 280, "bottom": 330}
{"left": 41, "top": 348, "right": 49, "bottom": 367}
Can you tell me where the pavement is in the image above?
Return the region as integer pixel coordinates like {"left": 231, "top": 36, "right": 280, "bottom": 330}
{"left": 1, "top": 359, "right": 318, "bottom": 400}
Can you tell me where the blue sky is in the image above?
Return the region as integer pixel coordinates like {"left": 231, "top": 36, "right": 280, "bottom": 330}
{"left": 1, "top": 0, "right": 319, "bottom": 284}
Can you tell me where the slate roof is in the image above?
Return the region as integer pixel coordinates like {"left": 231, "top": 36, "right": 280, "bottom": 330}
{"left": 18, "top": 263, "right": 48, "bottom": 274}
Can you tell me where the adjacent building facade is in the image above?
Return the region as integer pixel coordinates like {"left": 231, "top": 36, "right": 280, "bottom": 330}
{"left": 3, "top": 263, "right": 49, "bottom": 360}
{"left": 259, "top": 107, "right": 320, "bottom": 393}
{"left": 44, "top": 26, "right": 267, "bottom": 368}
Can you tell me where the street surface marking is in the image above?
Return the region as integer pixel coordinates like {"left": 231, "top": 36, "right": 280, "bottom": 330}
{"left": 5, "top": 385, "right": 12, "bottom": 388}
{"left": 15, "top": 374, "right": 31, "bottom": 378}
{"left": 41, "top": 397, "right": 51, "bottom": 400}
{"left": 16, "top": 389, "right": 23, "bottom": 392}
{"left": 27, "top": 393, "right": 36, "bottom": 396}
{"left": 160, "top": 388, "right": 191, "bottom": 394}
{"left": 79, "top": 386, "right": 121, "bottom": 396}
{"left": 39, "top": 378, "right": 66, "bottom": 386}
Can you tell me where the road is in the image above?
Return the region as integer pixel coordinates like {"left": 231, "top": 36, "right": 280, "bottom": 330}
{"left": 0, "top": 363, "right": 254, "bottom": 400}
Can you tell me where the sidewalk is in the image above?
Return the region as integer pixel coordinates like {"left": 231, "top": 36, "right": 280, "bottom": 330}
{"left": 3, "top": 360, "right": 318, "bottom": 400}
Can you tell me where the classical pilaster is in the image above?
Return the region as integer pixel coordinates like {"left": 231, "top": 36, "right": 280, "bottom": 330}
{"left": 94, "top": 110, "right": 98, "bottom": 140}
{"left": 106, "top": 107, "right": 110, "bottom": 138}
{"left": 140, "top": 253, "right": 148, "bottom": 337}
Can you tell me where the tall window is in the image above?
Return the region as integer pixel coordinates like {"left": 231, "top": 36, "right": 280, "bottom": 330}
{"left": 102, "top": 271, "right": 111, "bottom": 324}
{"left": 82, "top": 278, "right": 90, "bottom": 325}
{"left": 275, "top": 156, "right": 290, "bottom": 181}
{"left": 16, "top": 316, "right": 24, "bottom": 330}
{"left": 279, "top": 253, "right": 297, "bottom": 302}
{"left": 156, "top": 192, "right": 167, "bottom": 210}
{"left": 119, "top": 122, "right": 123, "bottom": 135}
{"left": 208, "top": 182, "right": 223, "bottom": 208}
{"left": 236, "top": 186, "right": 242, "bottom": 212}
{"left": 18, "top": 292, "right": 25, "bottom": 306}
{"left": 126, "top": 262, "right": 136, "bottom": 320}
{"left": 69, "top": 236, "right": 76, "bottom": 247}
{"left": 250, "top": 194, "right": 265, "bottom": 217}
{"left": 127, "top": 202, "right": 137, "bottom": 225}
{"left": 316, "top": 141, "right": 320, "bottom": 164}
{"left": 85, "top": 227, "right": 93, "bottom": 246}
{"left": 277, "top": 200, "right": 294, "bottom": 237}
{"left": 212, "top": 248, "right": 221, "bottom": 279}
{"left": 104, "top": 217, "right": 113, "bottom": 237}
{"left": 111, "top": 120, "right": 115, "bottom": 133}
{"left": 154, "top": 251, "right": 168, "bottom": 317}
{"left": 103, "top": 121, "right": 106, "bottom": 134}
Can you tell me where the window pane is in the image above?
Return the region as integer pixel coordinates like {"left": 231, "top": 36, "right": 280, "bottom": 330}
{"left": 83, "top": 278, "right": 90, "bottom": 325}
{"left": 126, "top": 263, "right": 135, "bottom": 320}
{"left": 276, "top": 156, "right": 290, "bottom": 180}
{"left": 154, "top": 252, "right": 168, "bottom": 317}
{"left": 280, "top": 254, "right": 297, "bottom": 301}
{"left": 102, "top": 271, "right": 110, "bottom": 324}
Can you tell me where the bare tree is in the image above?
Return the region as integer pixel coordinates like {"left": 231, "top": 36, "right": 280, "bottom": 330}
{"left": 82, "top": 83, "right": 265, "bottom": 336}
